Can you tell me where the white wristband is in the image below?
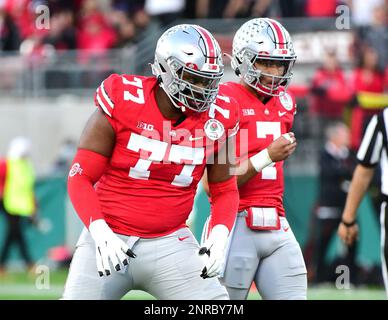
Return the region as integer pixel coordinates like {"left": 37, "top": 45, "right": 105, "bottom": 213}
{"left": 249, "top": 148, "right": 273, "bottom": 173}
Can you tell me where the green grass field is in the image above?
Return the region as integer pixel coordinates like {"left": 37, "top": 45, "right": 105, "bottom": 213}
{"left": 0, "top": 269, "right": 385, "bottom": 300}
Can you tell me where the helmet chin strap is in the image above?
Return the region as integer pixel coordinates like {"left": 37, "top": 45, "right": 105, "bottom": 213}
{"left": 250, "top": 68, "right": 283, "bottom": 97}
{"left": 244, "top": 76, "right": 277, "bottom": 97}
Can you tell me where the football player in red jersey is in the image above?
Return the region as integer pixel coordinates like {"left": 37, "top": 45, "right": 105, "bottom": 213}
{"left": 62, "top": 24, "right": 240, "bottom": 300}
{"left": 216, "top": 18, "right": 307, "bottom": 300}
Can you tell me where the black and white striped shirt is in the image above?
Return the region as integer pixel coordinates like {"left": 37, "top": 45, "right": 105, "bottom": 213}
{"left": 357, "top": 108, "right": 388, "bottom": 195}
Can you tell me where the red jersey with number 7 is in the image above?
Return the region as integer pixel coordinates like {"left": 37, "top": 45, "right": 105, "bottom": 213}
{"left": 92, "top": 74, "right": 239, "bottom": 237}
{"left": 221, "top": 82, "right": 296, "bottom": 216}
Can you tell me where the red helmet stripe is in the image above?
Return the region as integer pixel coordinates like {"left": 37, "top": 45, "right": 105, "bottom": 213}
{"left": 195, "top": 26, "right": 216, "bottom": 64}
{"left": 267, "top": 19, "right": 286, "bottom": 49}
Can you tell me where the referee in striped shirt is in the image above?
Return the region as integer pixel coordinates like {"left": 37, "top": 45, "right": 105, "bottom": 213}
{"left": 338, "top": 108, "right": 388, "bottom": 297}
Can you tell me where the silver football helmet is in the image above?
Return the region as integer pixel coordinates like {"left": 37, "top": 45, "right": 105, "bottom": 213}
{"left": 151, "top": 24, "right": 224, "bottom": 112}
{"left": 231, "top": 18, "right": 296, "bottom": 97}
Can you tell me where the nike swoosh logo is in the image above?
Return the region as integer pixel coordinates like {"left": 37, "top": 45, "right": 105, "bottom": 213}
{"left": 283, "top": 227, "right": 290, "bottom": 232}
{"left": 178, "top": 236, "right": 190, "bottom": 241}
{"left": 188, "top": 136, "right": 203, "bottom": 141}
{"left": 278, "top": 111, "right": 287, "bottom": 117}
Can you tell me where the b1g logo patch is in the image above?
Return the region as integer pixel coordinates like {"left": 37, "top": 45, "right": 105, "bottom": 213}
{"left": 204, "top": 119, "right": 224, "bottom": 141}
{"left": 69, "top": 163, "right": 83, "bottom": 177}
{"left": 279, "top": 92, "right": 293, "bottom": 111}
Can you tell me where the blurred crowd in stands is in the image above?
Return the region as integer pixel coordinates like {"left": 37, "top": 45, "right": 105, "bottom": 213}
{"left": 1, "top": 0, "right": 387, "bottom": 103}
{"left": 0, "top": 1, "right": 386, "bottom": 54}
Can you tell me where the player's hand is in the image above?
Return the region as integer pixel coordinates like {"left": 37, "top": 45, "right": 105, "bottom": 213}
{"left": 337, "top": 220, "right": 359, "bottom": 246}
{"left": 267, "top": 132, "right": 297, "bottom": 162}
{"left": 88, "top": 219, "right": 136, "bottom": 277}
{"left": 199, "top": 224, "right": 229, "bottom": 279}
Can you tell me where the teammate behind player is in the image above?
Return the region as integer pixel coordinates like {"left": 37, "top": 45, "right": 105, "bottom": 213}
{"left": 62, "top": 24, "right": 240, "bottom": 300}
{"left": 216, "top": 18, "right": 307, "bottom": 300}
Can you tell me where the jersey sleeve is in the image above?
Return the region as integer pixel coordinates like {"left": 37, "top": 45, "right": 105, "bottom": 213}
{"left": 227, "top": 97, "right": 240, "bottom": 138}
{"left": 214, "top": 86, "right": 241, "bottom": 139}
{"left": 357, "top": 112, "right": 384, "bottom": 167}
{"left": 94, "top": 74, "right": 122, "bottom": 128}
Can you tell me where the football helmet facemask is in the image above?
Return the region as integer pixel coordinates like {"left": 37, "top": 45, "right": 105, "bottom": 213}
{"left": 152, "top": 24, "right": 224, "bottom": 112}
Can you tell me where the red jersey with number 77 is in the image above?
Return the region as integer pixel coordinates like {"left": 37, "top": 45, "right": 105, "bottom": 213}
{"left": 221, "top": 82, "right": 296, "bottom": 216}
{"left": 92, "top": 74, "right": 239, "bottom": 237}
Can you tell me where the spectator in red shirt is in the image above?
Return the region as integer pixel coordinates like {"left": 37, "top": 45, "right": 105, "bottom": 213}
{"left": 3, "top": 0, "right": 35, "bottom": 40}
{"left": 76, "top": 0, "right": 117, "bottom": 87}
{"left": 305, "top": 0, "right": 337, "bottom": 17}
{"left": 309, "top": 50, "right": 352, "bottom": 137}
{"left": 77, "top": 0, "right": 117, "bottom": 53}
{"left": 352, "top": 47, "right": 384, "bottom": 93}
{"left": 350, "top": 46, "right": 384, "bottom": 150}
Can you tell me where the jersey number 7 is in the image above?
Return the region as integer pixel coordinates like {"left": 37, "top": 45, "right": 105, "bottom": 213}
{"left": 256, "top": 121, "right": 281, "bottom": 180}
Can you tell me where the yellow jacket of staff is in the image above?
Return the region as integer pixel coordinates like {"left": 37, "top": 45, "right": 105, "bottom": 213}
{"left": 2, "top": 137, "right": 35, "bottom": 217}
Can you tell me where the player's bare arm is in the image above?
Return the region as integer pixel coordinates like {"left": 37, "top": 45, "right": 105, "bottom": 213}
{"left": 338, "top": 164, "right": 375, "bottom": 246}
{"left": 200, "top": 136, "right": 239, "bottom": 279}
{"left": 68, "top": 108, "right": 136, "bottom": 277}
{"left": 201, "top": 135, "right": 236, "bottom": 195}
{"left": 206, "top": 136, "right": 236, "bottom": 184}
{"left": 235, "top": 132, "right": 297, "bottom": 187}
{"left": 78, "top": 109, "right": 115, "bottom": 157}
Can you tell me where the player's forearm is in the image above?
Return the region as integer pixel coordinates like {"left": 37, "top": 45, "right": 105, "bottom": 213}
{"left": 67, "top": 149, "right": 108, "bottom": 228}
{"left": 236, "top": 160, "right": 258, "bottom": 187}
{"left": 235, "top": 148, "right": 273, "bottom": 187}
{"left": 208, "top": 176, "right": 239, "bottom": 232}
{"left": 342, "top": 164, "right": 375, "bottom": 222}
